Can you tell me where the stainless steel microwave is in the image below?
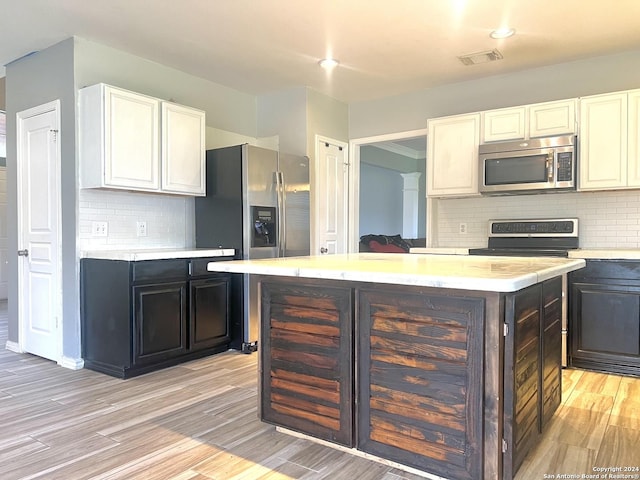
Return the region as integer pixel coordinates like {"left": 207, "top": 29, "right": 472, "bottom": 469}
{"left": 479, "top": 135, "right": 576, "bottom": 194}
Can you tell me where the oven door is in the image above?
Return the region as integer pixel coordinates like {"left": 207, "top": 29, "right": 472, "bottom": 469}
{"left": 480, "top": 148, "right": 555, "bottom": 194}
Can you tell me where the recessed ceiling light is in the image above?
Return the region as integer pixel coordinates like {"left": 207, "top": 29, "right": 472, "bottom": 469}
{"left": 319, "top": 58, "right": 339, "bottom": 69}
{"left": 490, "top": 28, "right": 515, "bottom": 39}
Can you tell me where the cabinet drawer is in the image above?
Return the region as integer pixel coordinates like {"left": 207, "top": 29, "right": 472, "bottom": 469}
{"left": 132, "top": 259, "right": 188, "bottom": 283}
{"left": 571, "top": 259, "right": 640, "bottom": 284}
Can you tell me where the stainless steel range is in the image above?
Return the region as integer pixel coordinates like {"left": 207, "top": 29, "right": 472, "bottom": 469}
{"left": 468, "top": 218, "right": 579, "bottom": 257}
{"left": 469, "top": 218, "right": 579, "bottom": 367}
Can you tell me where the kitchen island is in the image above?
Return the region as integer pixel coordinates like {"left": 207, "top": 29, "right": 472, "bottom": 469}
{"left": 207, "top": 253, "right": 585, "bottom": 480}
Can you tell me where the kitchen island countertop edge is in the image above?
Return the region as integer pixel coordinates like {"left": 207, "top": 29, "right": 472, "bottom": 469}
{"left": 206, "top": 252, "right": 585, "bottom": 292}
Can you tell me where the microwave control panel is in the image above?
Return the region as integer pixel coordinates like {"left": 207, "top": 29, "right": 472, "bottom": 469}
{"left": 557, "top": 151, "right": 573, "bottom": 182}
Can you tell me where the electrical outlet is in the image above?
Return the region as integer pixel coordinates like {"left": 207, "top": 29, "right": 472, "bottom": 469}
{"left": 92, "top": 221, "right": 108, "bottom": 237}
{"left": 459, "top": 223, "right": 468, "bottom": 234}
{"left": 136, "top": 221, "right": 147, "bottom": 237}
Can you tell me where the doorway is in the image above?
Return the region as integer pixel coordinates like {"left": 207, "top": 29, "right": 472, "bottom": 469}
{"left": 0, "top": 110, "right": 6, "bottom": 300}
{"left": 313, "top": 135, "right": 349, "bottom": 255}
{"left": 350, "top": 129, "right": 427, "bottom": 252}
{"left": 16, "top": 100, "right": 62, "bottom": 362}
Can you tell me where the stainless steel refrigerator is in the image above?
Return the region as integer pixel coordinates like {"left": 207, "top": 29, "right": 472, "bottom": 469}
{"left": 195, "top": 144, "right": 310, "bottom": 352}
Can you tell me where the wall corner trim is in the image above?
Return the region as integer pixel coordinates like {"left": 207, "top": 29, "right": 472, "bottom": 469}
{"left": 58, "top": 356, "right": 85, "bottom": 370}
{"left": 5, "top": 340, "right": 22, "bottom": 353}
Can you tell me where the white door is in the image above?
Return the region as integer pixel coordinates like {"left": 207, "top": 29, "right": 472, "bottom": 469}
{"left": 17, "top": 101, "right": 61, "bottom": 361}
{"left": 0, "top": 167, "right": 7, "bottom": 300}
{"left": 314, "top": 136, "right": 349, "bottom": 255}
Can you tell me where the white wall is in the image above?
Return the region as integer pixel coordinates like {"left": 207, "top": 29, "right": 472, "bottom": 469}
{"left": 5, "top": 36, "right": 265, "bottom": 361}
{"left": 0, "top": 77, "right": 5, "bottom": 110}
{"left": 349, "top": 49, "right": 640, "bottom": 248}
{"left": 257, "top": 87, "right": 308, "bottom": 155}
{"left": 5, "top": 37, "right": 78, "bottom": 356}
{"left": 73, "top": 39, "right": 264, "bottom": 253}
{"left": 358, "top": 145, "right": 426, "bottom": 238}
{"left": 359, "top": 163, "right": 403, "bottom": 237}
{"left": 349, "top": 50, "right": 640, "bottom": 139}
{"left": 74, "top": 38, "right": 258, "bottom": 136}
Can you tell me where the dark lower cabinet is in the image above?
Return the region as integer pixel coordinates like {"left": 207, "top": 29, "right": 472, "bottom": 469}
{"left": 504, "top": 283, "right": 541, "bottom": 477}
{"left": 81, "top": 257, "right": 231, "bottom": 378}
{"left": 541, "top": 277, "right": 562, "bottom": 428}
{"left": 189, "top": 276, "right": 231, "bottom": 350}
{"left": 570, "top": 260, "right": 640, "bottom": 376}
{"left": 260, "top": 280, "right": 354, "bottom": 446}
{"left": 134, "top": 282, "right": 187, "bottom": 365}
{"left": 503, "top": 277, "right": 562, "bottom": 480}
{"left": 358, "top": 286, "right": 484, "bottom": 480}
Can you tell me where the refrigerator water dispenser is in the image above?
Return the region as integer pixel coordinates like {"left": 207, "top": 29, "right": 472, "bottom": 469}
{"left": 251, "top": 206, "right": 277, "bottom": 247}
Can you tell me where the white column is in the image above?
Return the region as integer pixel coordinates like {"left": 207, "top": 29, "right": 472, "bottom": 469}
{"left": 400, "top": 172, "right": 422, "bottom": 239}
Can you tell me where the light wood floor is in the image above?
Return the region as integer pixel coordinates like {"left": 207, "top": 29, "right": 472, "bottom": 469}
{"left": 1, "top": 301, "right": 638, "bottom": 480}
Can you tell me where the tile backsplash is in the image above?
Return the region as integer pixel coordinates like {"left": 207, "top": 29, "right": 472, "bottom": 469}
{"left": 78, "top": 189, "right": 194, "bottom": 251}
{"left": 435, "top": 190, "right": 640, "bottom": 249}
{"left": 78, "top": 186, "right": 640, "bottom": 253}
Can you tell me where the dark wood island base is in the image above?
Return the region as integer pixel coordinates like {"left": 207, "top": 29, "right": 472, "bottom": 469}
{"left": 258, "top": 276, "right": 564, "bottom": 480}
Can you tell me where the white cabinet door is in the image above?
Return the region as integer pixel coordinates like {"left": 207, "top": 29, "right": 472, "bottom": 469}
{"left": 161, "top": 102, "right": 206, "bottom": 195}
{"left": 428, "top": 113, "right": 480, "bottom": 197}
{"left": 105, "top": 87, "right": 160, "bottom": 191}
{"left": 481, "top": 107, "right": 526, "bottom": 143}
{"left": 579, "top": 93, "right": 627, "bottom": 190}
{"left": 80, "top": 84, "right": 160, "bottom": 191}
{"left": 529, "top": 99, "right": 576, "bottom": 138}
{"left": 627, "top": 90, "right": 640, "bottom": 187}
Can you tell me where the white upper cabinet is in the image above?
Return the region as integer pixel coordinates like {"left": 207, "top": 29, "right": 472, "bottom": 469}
{"left": 482, "top": 107, "right": 526, "bottom": 143}
{"left": 427, "top": 113, "right": 480, "bottom": 197}
{"left": 161, "top": 102, "right": 206, "bottom": 195}
{"left": 80, "top": 84, "right": 160, "bottom": 191}
{"left": 627, "top": 90, "right": 640, "bottom": 187}
{"left": 80, "top": 83, "right": 206, "bottom": 196}
{"left": 529, "top": 99, "right": 576, "bottom": 138}
{"left": 579, "top": 92, "right": 629, "bottom": 190}
{"left": 481, "top": 99, "right": 576, "bottom": 143}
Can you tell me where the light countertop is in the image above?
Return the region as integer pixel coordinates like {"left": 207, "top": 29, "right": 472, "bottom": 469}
{"left": 569, "top": 249, "right": 640, "bottom": 260}
{"left": 206, "top": 253, "right": 585, "bottom": 292}
{"left": 409, "top": 247, "right": 470, "bottom": 255}
{"left": 82, "top": 248, "right": 236, "bottom": 261}
{"left": 410, "top": 247, "right": 640, "bottom": 260}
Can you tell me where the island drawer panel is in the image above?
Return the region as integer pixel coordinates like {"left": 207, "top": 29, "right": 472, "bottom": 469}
{"left": 541, "top": 277, "right": 562, "bottom": 428}
{"left": 505, "top": 284, "right": 542, "bottom": 475}
{"left": 260, "top": 280, "right": 354, "bottom": 447}
{"left": 357, "top": 287, "right": 484, "bottom": 480}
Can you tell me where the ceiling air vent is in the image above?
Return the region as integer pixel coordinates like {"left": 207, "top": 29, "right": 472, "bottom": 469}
{"left": 458, "top": 49, "right": 503, "bottom": 66}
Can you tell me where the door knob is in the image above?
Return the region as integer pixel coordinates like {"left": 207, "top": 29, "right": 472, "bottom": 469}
{"left": 320, "top": 247, "right": 328, "bottom": 254}
{"left": 17, "top": 249, "right": 29, "bottom": 257}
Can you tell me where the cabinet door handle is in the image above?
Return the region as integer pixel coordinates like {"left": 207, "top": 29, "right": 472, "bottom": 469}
{"left": 18, "top": 249, "right": 29, "bottom": 257}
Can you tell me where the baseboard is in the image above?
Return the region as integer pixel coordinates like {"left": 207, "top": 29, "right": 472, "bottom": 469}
{"left": 58, "top": 356, "right": 85, "bottom": 370}
{"left": 4, "top": 342, "right": 85, "bottom": 370}
{"left": 5, "top": 340, "right": 22, "bottom": 353}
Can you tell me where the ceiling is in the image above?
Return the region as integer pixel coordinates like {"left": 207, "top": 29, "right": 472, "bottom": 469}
{"left": 1, "top": 0, "right": 639, "bottom": 103}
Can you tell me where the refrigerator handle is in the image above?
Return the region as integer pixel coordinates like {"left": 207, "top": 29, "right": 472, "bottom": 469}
{"left": 278, "top": 171, "right": 287, "bottom": 257}
{"left": 274, "top": 171, "right": 283, "bottom": 257}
